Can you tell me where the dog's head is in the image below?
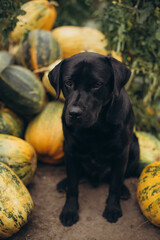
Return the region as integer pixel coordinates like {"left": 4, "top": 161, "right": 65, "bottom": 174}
{"left": 48, "top": 52, "right": 131, "bottom": 128}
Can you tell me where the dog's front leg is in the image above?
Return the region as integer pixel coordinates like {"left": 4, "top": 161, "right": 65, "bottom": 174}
{"left": 60, "top": 155, "right": 80, "bottom": 226}
{"left": 103, "top": 147, "right": 129, "bottom": 223}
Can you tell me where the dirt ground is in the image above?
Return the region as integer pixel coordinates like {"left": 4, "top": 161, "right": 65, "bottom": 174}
{"left": 9, "top": 162, "right": 160, "bottom": 240}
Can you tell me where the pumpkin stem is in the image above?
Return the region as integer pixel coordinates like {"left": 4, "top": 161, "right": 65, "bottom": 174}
{"left": 48, "top": 1, "right": 59, "bottom": 7}
{"left": 34, "top": 66, "right": 50, "bottom": 73}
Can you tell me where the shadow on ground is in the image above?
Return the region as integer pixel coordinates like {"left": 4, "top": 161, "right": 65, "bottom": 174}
{"left": 9, "top": 162, "right": 160, "bottom": 240}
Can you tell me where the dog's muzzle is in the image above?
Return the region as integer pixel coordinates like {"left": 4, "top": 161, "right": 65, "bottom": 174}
{"left": 69, "top": 106, "right": 82, "bottom": 124}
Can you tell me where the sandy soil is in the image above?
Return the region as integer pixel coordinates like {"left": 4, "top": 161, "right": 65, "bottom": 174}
{"left": 9, "top": 162, "right": 160, "bottom": 240}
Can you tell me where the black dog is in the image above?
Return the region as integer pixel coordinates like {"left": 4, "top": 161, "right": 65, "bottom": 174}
{"left": 48, "top": 52, "right": 139, "bottom": 227}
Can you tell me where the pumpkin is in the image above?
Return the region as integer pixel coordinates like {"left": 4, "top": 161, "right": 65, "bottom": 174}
{"left": 0, "top": 134, "right": 37, "bottom": 185}
{"left": 25, "top": 101, "right": 64, "bottom": 164}
{"left": 11, "top": 0, "right": 57, "bottom": 43}
{"left": 136, "top": 131, "right": 160, "bottom": 174}
{"left": 107, "top": 50, "right": 122, "bottom": 62}
{"left": 52, "top": 26, "right": 108, "bottom": 58}
{"left": 0, "top": 51, "right": 14, "bottom": 73}
{"left": 0, "top": 105, "right": 24, "bottom": 138}
{"left": 16, "top": 29, "right": 61, "bottom": 71}
{"left": 42, "top": 59, "right": 65, "bottom": 101}
{"left": 137, "top": 161, "right": 160, "bottom": 227}
{"left": 0, "top": 162, "right": 33, "bottom": 239}
{"left": 0, "top": 65, "right": 46, "bottom": 115}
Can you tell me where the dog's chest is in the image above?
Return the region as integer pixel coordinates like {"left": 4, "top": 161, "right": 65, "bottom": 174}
{"left": 64, "top": 125, "right": 124, "bottom": 178}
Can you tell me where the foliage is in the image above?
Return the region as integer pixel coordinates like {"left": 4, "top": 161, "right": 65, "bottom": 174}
{"left": 0, "top": 0, "right": 27, "bottom": 47}
{"left": 98, "top": 0, "right": 160, "bottom": 136}
{"left": 55, "top": 0, "right": 96, "bottom": 27}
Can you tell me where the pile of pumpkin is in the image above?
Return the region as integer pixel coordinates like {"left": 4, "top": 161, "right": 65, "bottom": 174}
{"left": 0, "top": 0, "right": 160, "bottom": 238}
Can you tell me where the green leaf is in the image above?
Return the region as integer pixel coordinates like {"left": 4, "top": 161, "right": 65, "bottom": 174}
{"left": 137, "top": 4, "right": 154, "bottom": 24}
{"left": 155, "top": 27, "right": 160, "bottom": 41}
{"left": 0, "top": 0, "right": 26, "bottom": 46}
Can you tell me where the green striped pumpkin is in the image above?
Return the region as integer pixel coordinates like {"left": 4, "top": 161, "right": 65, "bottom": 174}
{"left": 0, "top": 134, "right": 37, "bottom": 185}
{"left": 137, "top": 161, "right": 160, "bottom": 227}
{"left": 16, "top": 29, "right": 61, "bottom": 70}
{"left": 0, "top": 51, "right": 14, "bottom": 73}
{"left": 0, "top": 106, "right": 24, "bottom": 138}
{"left": 0, "top": 162, "right": 33, "bottom": 239}
{"left": 0, "top": 65, "right": 46, "bottom": 115}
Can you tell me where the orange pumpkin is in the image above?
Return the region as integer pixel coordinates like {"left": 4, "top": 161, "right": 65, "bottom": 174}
{"left": 25, "top": 101, "right": 64, "bottom": 164}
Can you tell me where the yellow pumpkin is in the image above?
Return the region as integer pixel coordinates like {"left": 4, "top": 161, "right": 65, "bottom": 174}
{"left": 42, "top": 59, "right": 65, "bottom": 101}
{"left": 0, "top": 162, "right": 33, "bottom": 239}
{"left": 11, "top": 0, "right": 57, "bottom": 43}
{"left": 0, "top": 134, "right": 37, "bottom": 185}
{"left": 137, "top": 161, "right": 160, "bottom": 227}
{"left": 25, "top": 101, "right": 64, "bottom": 164}
{"left": 52, "top": 26, "right": 108, "bottom": 58}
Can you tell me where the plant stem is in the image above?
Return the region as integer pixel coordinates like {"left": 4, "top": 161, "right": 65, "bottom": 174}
{"left": 134, "top": 0, "right": 141, "bottom": 9}
{"left": 125, "top": 68, "right": 135, "bottom": 91}
{"left": 143, "top": 76, "right": 157, "bottom": 104}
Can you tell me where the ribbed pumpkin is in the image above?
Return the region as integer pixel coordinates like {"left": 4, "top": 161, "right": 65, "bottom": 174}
{"left": 52, "top": 26, "right": 108, "bottom": 58}
{"left": 11, "top": 0, "right": 57, "bottom": 43}
{"left": 16, "top": 29, "right": 61, "bottom": 70}
{"left": 136, "top": 131, "right": 160, "bottom": 174}
{"left": 42, "top": 59, "right": 65, "bottom": 101}
{"left": 0, "top": 105, "right": 24, "bottom": 138}
{"left": 0, "top": 65, "right": 46, "bottom": 115}
{"left": 0, "top": 51, "right": 14, "bottom": 73}
{"left": 0, "top": 134, "right": 37, "bottom": 185}
{"left": 0, "top": 162, "right": 33, "bottom": 239}
{"left": 137, "top": 161, "right": 160, "bottom": 227}
{"left": 25, "top": 101, "right": 64, "bottom": 164}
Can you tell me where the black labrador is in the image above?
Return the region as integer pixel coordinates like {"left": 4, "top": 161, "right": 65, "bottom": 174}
{"left": 48, "top": 52, "right": 139, "bottom": 227}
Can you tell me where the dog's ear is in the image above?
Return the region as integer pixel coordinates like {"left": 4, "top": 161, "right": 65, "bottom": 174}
{"left": 48, "top": 60, "right": 64, "bottom": 99}
{"left": 108, "top": 57, "right": 131, "bottom": 97}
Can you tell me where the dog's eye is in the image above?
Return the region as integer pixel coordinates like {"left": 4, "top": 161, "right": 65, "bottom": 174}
{"left": 94, "top": 82, "right": 103, "bottom": 89}
{"left": 65, "top": 80, "right": 72, "bottom": 87}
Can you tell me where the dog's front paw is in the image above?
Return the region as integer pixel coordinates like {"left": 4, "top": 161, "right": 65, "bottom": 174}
{"left": 103, "top": 205, "right": 122, "bottom": 223}
{"left": 60, "top": 208, "right": 79, "bottom": 227}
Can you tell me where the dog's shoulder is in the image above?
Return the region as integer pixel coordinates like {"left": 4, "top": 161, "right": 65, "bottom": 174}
{"left": 106, "top": 88, "right": 134, "bottom": 125}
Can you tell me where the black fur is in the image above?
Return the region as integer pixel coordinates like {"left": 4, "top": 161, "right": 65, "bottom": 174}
{"left": 48, "top": 52, "right": 139, "bottom": 227}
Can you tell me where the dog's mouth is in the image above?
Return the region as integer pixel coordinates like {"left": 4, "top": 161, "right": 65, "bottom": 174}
{"left": 65, "top": 112, "right": 83, "bottom": 127}
{"left": 68, "top": 115, "right": 82, "bottom": 126}
{"left": 65, "top": 111, "right": 98, "bottom": 128}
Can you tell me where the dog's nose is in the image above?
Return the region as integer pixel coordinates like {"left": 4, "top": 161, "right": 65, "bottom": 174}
{"left": 69, "top": 106, "right": 82, "bottom": 119}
